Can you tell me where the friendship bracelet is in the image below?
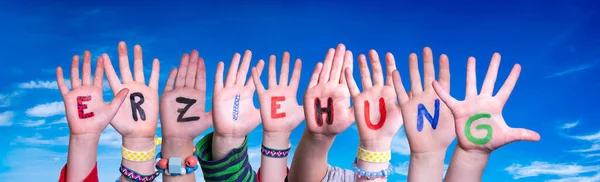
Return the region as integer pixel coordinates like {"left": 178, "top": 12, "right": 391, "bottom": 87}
{"left": 119, "top": 164, "right": 161, "bottom": 182}
{"left": 352, "top": 158, "right": 393, "bottom": 180}
{"left": 121, "top": 138, "right": 163, "bottom": 162}
{"left": 261, "top": 143, "right": 291, "bottom": 158}
{"left": 155, "top": 151, "right": 200, "bottom": 176}
{"left": 356, "top": 146, "right": 391, "bottom": 163}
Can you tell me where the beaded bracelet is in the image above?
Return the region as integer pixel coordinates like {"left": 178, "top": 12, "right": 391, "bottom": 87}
{"left": 119, "top": 164, "right": 161, "bottom": 182}
{"left": 261, "top": 143, "right": 291, "bottom": 158}
{"left": 155, "top": 151, "right": 200, "bottom": 176}
{"left": 351, "top": 158, "right": 393, "bottom": 180}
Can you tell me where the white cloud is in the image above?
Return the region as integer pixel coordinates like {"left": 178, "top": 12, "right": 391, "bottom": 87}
{"left": 18, "top": 80, "right": 59, "bottom": 89}
{"left": 546, "top": 172, "right": 600, "bottom": 182}
{"left": 0, "top": 111, "right": 15, "bottom": 126}
{"left": 49, "top": 116, "right": 67, "bottom": 125}
{"left": 561, "top": 121, "right": 579, "bottom": 129}
{"left": 0, "top": 91, "right": 23, "bottom": 107}
{"left": 572, "top": 131, "right": 600, "bottom": 142}
{"left": 99, "top": 125, "right": 122, "bottom": 147}
{"left": 584, "top": 153, "right": 600, "bottom": 158}
{"left": 571, "top": 144, "right": 600, "bottom": 153}
{"left": 21, "top": 119, "right": 45, "bottom": 127}
{"left": 0, "top": 148, "right": 68, "bottom": 181}
{"left": 391, "top": 128, "right": 410, "bottom": 155}
{"left": 14, "top": 134, "right": 69, "bottom": 146}
{"left": 25, "top": 101, "right": 65, "bottom": 117}
{"left": 505, "top": 161, "right": 600, "bottom": 179}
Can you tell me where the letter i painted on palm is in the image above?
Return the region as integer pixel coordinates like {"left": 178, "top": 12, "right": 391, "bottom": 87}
{"left": 233, "top": 94, "right": 240, "bottom": 120}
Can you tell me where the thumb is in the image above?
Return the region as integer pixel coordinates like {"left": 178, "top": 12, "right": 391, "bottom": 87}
{"left": 507, "top": 127, "right": 541, "bottom": 143}
{"left": 108, "top": 88, "right": 130, "bottom": 115}
{"left": 432, "top": 81, "right": 459, "bottom": 109}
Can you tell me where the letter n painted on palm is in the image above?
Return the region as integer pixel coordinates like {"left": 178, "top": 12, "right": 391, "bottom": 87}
{"left": 416, "top": 99, "right": 440, "bottom": 132}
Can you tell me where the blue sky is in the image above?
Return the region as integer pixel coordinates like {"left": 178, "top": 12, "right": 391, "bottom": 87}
{"left": 0, "top": 0, "right": 599, "bottom": 181}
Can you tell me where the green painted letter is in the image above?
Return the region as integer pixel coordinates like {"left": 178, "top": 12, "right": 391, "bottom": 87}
{"left": 465, "top": 113, "right": 493, "bottom": 145}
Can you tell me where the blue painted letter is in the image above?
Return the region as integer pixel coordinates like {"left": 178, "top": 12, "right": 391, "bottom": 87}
{"left": 416, "top": 99, "right": 440, "bottom": 132}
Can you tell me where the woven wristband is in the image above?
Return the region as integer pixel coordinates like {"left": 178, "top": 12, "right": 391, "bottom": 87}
{"left": 122, "top": 138, "right": 163, "bottom": 162}
{"left": 261, "top": 143, "right": 291, "bottom": 158}
{"left": 119, "top": 164, "right": 161, "bottom": 182}
{"left": 356, "top": 146, "right": 391, "bottom": 163}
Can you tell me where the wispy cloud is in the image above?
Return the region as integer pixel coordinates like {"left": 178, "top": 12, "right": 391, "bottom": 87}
{"left": 0, "top": 111, "right": 15, "bottom": 126}
{"left": 583, "top": 153, "right": 600, "bottom": 158}
{"left": 21, "top": 119, "right": 45, "bottom": 127}
{"left": 546, "top": 172, "right": 600, "bottom": 182}
{"left": 99, "top": 125, "right": 122, "bottom": 147}
{"left": 572, "top": 131, "right": 600, "bottom": 142}
{"left": 25, "top": 101, "right": 65, "bottom": 117}
{"left": 0, "top": 91, "right": 23, "bottom": 107}
{"left": 49, "top": 116, "right": 67, "bottom": 125}
{"left": 505, "top": 161, "right": 600, "bottom": 179}
{"left": 18, "top": 80, "right": 60, "bottom": 89}
{"left": 561, "top": 121, "right": 579, "bottom": 129}
{"left": 14, "top": 134, "right": 69, "bottom": 146}
{"left": 391, "top": 128, "right": 410, "bottom": 155}
{"left": 571, "top": 144, "right": 600, "bottom": 153}
{"left": 546, "top": 62, "right": 597, "bottom": 78}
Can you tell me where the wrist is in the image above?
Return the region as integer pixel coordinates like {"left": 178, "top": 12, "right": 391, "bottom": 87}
{"left": 359, "top": 140, "right": 391, "bottom": 152}
{"left": 122, "top": 137, "right": 155, "bottom": 151}
{"left": 70, "top": 133, "right": 101, "bottom": 144}
{"left": 455, "top": 146, "right": 490, "bottom": 165}
{"left": 263, "top": 132, "right": 291, "bottom": 149}
{"left": 212, "top": 135, "right": 246, "bottom": 160}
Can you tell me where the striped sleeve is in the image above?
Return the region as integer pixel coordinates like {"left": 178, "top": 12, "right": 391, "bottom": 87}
{"left": 195, "top": 132, "right": 257, "bottom": 182}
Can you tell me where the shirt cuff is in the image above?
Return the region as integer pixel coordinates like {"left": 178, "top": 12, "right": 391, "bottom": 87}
{"left": 58, "top": 162, "right": 99, "bottom": 182}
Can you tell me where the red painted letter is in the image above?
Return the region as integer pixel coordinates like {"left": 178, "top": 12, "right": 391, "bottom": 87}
{"left": 364, "top": 97, "right": 386, "bottom": 130}
{"left": 77, "top": 96, "right": 95, "bottom": 119}
{"left": 314, "top": 97, "right": 334, "bottom": 126}
{"left": 271, "top": 96, "right": 286, "bottom": 119}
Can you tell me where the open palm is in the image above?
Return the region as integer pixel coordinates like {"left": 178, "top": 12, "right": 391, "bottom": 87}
{"left": 304, "top": 44, "right": 355, "bottom": 137}
{"left": 161, "top": 50, "right": 213, "bottom": 139}
{"left": 103, "top": 42, "right": 160, "bottom": 138}
{"left": 56, "top": 51, "right": 129, "bottom": 136}
{"left": 432, "top": 53, "right": 540, "bottom": 153}
{"left": 213, "top": 50, "right": 265, "bottom": 138}
{"left": 252, "top": 52, "right": 304, "bottom": 133}
{"left": 393, "top": 47, "right": 455, "bottom": 153}
{"left": 345, "top": 50, "right": 402, "bottom": 147}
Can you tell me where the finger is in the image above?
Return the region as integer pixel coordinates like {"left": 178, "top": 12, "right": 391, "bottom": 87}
{"left": 495, "top": 64, "right": 521, "bottom": 104}
{"left": 186, "top": 50, "right": 199, "bottom": 87}
{"left": 195, "top": 57, "right": 207, "bottom": 91}
{"left": 369, "top": 50, "right": 384, "bottom": 86}
{"left": 148, "top": 58, "right": 160, "bottom": 89}
{"left": 252, "top": 67, "right": 266, "bottom": 93}
{"left": 225, "top": 53, "right": 241, "bottom": 87}
{"left": 279, "top": 52, "right": 291, "bottom": 86}
{"left": 70, "top": 55, "right": 81, "bottom": 88}
{"left": 340, "top": 50, "right": 354, "bottom": 84}
{"left": 268, "top": 54, "right": 277, "bottom": 88}
{"left": 133, "top": 45, "right": 145, "bottom": 84}
{"left": 422, "top": 47, "right": 435, "bottom": 91}
{"left": 246, "top": 59, "right": 264, "bottom": 91}
{"left": 408, "top": 91, "right": 413, "bottom": 99}
{"left": 308, "top": 62, "right": 323, "bottom": 89}
{"left": 236, "top": 50, "right": 252, "bottom": 86}
{"left": 344, "top": 68, "right": 360, "bottom": 97}
{"left": 82, "top": 51, "right": 92, "bottom": 86}
{"left": 102, "top": 54, "right": 122, "bottom": 89}
{"left": 175, "top": 54, "right": 190, "bottom": 88}
{"left": 93, "top": 57, "right": 104, "bottom": 89}
{"left": 118, "top": 41, "right": 134, "bottom": 83}
{"left": 358, "top": 54, "right": 373, "bottom": 89}
{"left": 481, "top": 53, "right": 501, "bottom": 96}
{"left": 107, "top": 88, "right": 130, "bottom": 118}
{"left": 508, "top": 128, "right": 541, "bottom": 142}
{"left": 214, "top": 62, "right": 225, "bottom": 92}
{"left": 328, "top": 44, "right": 346, "bottom": 83}
{"left": 164, "top": 68, "right": 177, "bottom": 92}
{"left": 466, "top": 57, "right": 478, "bottom": 99}
{"left": 408, "top": 53, "right": 423, "bottom": 94}
{"left": 56, "top": 67, "right": 69, "bottom": 96}
{"left": 432, "top": 81, "right": 459, "bottom": 109}
{"left": 392, "top": 70, "right": 409, "bottom": 103}
{"left": 289, "top": 59, "right": 302, "bottom": 90}
{"left": 438, "top": 54, "right": 450, "bottom": 93}
{"left": 318, "top": 48, "right": 335, "bottom": 83}
{"left": 385, "top": 53, "right": 397, "bottom": 86}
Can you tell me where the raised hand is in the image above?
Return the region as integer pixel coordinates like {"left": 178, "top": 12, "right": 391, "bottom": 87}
{"left": 252, "top": 52, "right": 304, "bottom": 136}
{"left": 211, "top": 50, "right": 264, "bottom": 160}
{"left": 392, "top": 47, "right": 455, "bottom": 153}
{"left": 57, "top": 51, "right": 129, "bottom": 137}
{"left": 432, "top": 53, "right": 540, "bottom": 153}
{"left": 345, "top": 50, "right": 402, "bottom": 151}
{"left": 161, "top": 50, "right": 212, "bottom": 139}
{"left": 304, "top": 44, "right": 354, "bottom": 137}
{"left": 103, "top": 41, "right": 160, "bottom": 138}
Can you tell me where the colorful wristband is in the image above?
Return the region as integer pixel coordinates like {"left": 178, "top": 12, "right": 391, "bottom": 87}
{"left": 119, "top": 164, "right": 161, "bottom": 182}
{"left": 261, "top": 143, "right": 291, "bottom": 158}
{"left": 155, "top": 152, "right": 200, "bottom": 176}
{"left": 122, "top": 138, "right": 163, "bottom": 162}
{"left": 352, "top": 158, "right": 393, "bottom": 180}
{"left": 356, "top": 146, "right": 391, "bottom": 163}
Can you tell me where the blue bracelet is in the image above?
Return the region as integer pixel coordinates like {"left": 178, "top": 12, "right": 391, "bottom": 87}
{"left": 351, "top": 158, "right": 393, "bottom": 180}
